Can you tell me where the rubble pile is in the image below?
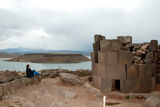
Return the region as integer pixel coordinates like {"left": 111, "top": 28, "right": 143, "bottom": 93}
{"left": 91, "top": 34, "right": 157, "bottom": 93}
{"left": 0, "top": 71, "right": 40, "bottom": 99}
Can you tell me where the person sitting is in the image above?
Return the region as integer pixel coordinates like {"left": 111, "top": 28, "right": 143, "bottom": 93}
{"left": 26, "top": 64, "right": 40, "bottom": 78}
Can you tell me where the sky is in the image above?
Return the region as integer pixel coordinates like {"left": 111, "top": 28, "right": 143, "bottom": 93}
{"left": 0, "top": 0, "right": 160, "bottom": 51}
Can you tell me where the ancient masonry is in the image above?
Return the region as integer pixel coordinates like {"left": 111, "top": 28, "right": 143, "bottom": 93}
{"left": 91, "top": 35, "right": 160, "bottom": 93}
{"left": 0, "top": 71, "right": 40, "bottom": 99}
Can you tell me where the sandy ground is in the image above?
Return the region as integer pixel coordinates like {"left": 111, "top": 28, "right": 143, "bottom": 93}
{"left": 0, "top": 78, "right": 145, "bottom": 107}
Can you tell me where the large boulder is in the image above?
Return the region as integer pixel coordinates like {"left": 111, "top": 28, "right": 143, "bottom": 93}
{"left": 143, "top": 96, "right": 160, "bottom": 107}
{"left": 59, "top": 73, "right": 84, "bottom": 85}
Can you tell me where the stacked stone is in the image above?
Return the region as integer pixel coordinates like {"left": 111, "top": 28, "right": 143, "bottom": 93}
{"left": 91, "top": 35, "right": 157, "bottom": 93}
{"left": 0, "top": 71, "right": 40, "bottom": 99}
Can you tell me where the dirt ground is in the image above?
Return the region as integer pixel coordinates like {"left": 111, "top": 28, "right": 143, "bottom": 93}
{"left": 0, "top": 78, "right": 147, "bottom": 107}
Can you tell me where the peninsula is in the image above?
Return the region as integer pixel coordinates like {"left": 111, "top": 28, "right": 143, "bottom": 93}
{"left": 6, "top": 53, "right": 90, "bottom": 63}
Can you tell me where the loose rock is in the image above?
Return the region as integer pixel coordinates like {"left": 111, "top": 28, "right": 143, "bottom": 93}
{"left": 59, "top": 73, "right": 84, "bottom": 85}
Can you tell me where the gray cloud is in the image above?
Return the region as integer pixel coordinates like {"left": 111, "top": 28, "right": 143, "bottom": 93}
{"left": 0, "top": 0, "right": 160, "bottom": 51}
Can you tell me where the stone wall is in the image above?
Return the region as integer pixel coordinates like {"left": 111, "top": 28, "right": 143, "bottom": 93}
{"left": 156, "top": 45, "right": 160, "bottom": 82}
{"left": 0, "top": 71, "right": 40, "bottom": 99}
{"left": 91, "top": 34, "right": 158, "bottom": 93}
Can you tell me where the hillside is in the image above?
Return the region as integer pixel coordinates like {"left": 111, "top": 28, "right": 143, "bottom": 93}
{"left": 7, "top": 53, "right": 90, "bottom": 63}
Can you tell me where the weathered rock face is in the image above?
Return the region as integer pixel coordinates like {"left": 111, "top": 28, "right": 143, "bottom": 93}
{"left": 59, "top": 73, "right": 84, "bottom": 85}
{"left": 7, "top": 53, "right": 90, "bottom": 63}
{"left": 91, "top": 35, "right": 157, "bottom": 93}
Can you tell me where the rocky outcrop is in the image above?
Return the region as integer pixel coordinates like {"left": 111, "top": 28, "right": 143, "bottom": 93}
{"left": 7, "top": 53, "right": 90, "bottom": 63}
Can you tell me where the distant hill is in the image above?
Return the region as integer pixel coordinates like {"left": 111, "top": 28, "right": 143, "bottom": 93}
{"left": 0, "top": 52, "right": 21, "bottom": 58}
{"left": 0, "top": 48, "right": 90, "bottom": 56}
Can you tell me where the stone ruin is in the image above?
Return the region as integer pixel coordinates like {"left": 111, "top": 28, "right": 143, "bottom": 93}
{"left": 91, "top": 34, "right": 160, "bottom": 93}
{"left": 0, "top": 71, "right": 40, "bottom": 99}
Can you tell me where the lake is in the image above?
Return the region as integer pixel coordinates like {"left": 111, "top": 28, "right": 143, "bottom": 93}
{"left": 0, "top": 58, "right": 91, "bottom": 72}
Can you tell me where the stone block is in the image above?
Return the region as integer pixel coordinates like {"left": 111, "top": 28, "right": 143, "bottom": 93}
{"left": 95, "top": 63, "right": 106, "bottom": 78}
{"left": 92, "top": 63, "right": 96, "bottom": 75}
{"left": 100, "top": 39, "right": 121, "bottom": 51}
{"left": 156, "top": 64, "right": 160, "bottom": 73}
{"left": 21, "top": 77, "right": 31, "bottom": 87}
{"left": 156, "top": 73, "right": 160, "bottom": 83}
{"left": 0, "top": 84, "right": 8, "bottom": 95}
{"left": 10, "top": 79, "right": 21, "bottom": 90}
{"left": 91, "top": 52, "right": 98, "bottom": 63}
{"left": 100, "top": 40, "right": 112, "bottom": 51}
{"left": 106, "top": 64, "right": 126, "bottom": 80}
{"left": 156, "top": 64, "right": 160, "bottom": 69}
{"left": 148, "top": 40, "right": 158, "bottom": 51}
{"left": 98, "top": 52, "right": 106, "bottom": 64}
{"left": 139, "top": 64, "right": 146, "bottom": 79}
{"left": 122, "top": 77, "right": 156, "bottom": 93}
{"left": 146, "top": 64, "right": 155, "bottom": 77}
{"left": 144, "top": 52, "right": 153, "bottom": 64}
{"left": 91, "top": 52, "right": 95, "bottom": 63}
{"left": 127, "top": 64, "right": 139, "bottom": 80}
{"left": 0, "top": 82, "right": 12, "bottom": 95}
{"left": 93, "top": 42, "right": 100, "bottom": 52}
{"left": 10, "top": 80, "right": 16, "bottom": 93}
{"left": 140, "top": 77, "right": 156, "bottom": 93}
{"left": 104, "top": 78, "right": 112, "bottom": 92}
{"left": 117, "top": 36, "right": 132, "bottom": 44}
{"left": 123, "top": 79, "right": 141, "bottom": 93}
{"left": 139, "top": 64, "right": 155, "bottom": 79}
{"left": 0, "top": 86, "right": 3, "bottom": 97}
{"left": 152, "top": 64, "right": 156, "bottom": 76}
{"left": 106, "top": 51, "right": 118, "bottom": 65}
{"left": 111, "top": 39, "right": 122, "bottom": 51}
{"left": 118, "top": 50, "right": 132, "bottom": 64}
{"left": 120, "top": 80, "right": 125, "bottom": 92}
{"left": 94, "top": 34, "right": 105, "bottom": 43}
{"left": 93, "top": 76, "right": 102, "bottom": 90}
{"left": 93, "top": 76, "right": 107, "bottom": 90}
{"left": 32, "top": 76, "right": 41, "bottom": 85}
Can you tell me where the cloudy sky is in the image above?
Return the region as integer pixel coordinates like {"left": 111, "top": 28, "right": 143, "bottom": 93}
{"left": 0, "top": 0, "right": 159, "bottom": 51}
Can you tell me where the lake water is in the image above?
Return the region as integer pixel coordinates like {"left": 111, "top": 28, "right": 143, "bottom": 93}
{"left": 0, "top": 58, "right": 91, "bottom": 72}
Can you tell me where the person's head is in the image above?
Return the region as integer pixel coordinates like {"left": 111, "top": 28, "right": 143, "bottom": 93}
{"left": 26, "top": 64, "right": 31, "bottom": 69}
